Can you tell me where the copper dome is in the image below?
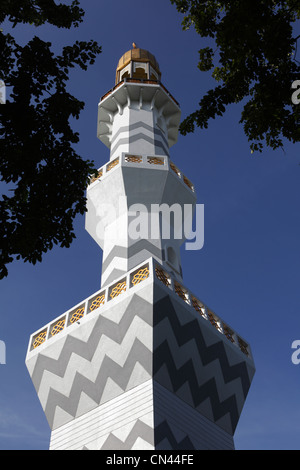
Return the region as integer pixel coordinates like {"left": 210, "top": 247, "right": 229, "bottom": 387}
{"left": 115, "top": 45, "right": 161, "bottom": 84}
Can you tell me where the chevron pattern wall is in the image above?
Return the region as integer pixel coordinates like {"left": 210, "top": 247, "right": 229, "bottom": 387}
{"left": 26, "top": 274, "right": 255, "bottom": 450}
{"left": 152, "top": 291, "right": 255, "bottom": 435}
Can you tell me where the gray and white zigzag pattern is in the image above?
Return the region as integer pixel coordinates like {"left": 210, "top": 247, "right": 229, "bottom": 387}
{"left": 94, "top": 419, "right": 195, "bottom": 450}
{"left": 27, "top": 287, "right": 254, "bottom": 438}
{"left": 152, "top": 294, "right": 254, "bottom": 434}
{"left": 30, "top": 293, "right": 153, "bottom": 429}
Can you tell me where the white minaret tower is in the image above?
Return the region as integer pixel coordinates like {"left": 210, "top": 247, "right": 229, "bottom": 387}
{"left": 86, "top": 44, "right": 189, "bottom": 289}
{"left": 25, "top": 46, "right": 255, "bottom": 450}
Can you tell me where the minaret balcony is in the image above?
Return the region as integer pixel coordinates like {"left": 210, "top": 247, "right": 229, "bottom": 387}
{"left": 26, "top": 257, "right": 253, "bottom": 363}
{"left": 88, "top": 153, "right": 195, "bottom": 194}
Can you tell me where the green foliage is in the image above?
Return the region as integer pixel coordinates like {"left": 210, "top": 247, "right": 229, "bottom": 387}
{"left": 170, "top": 0, "right": 300, "bottom": 153}
{"left": 0, "top": 1, "right": 101, "bottom": 279}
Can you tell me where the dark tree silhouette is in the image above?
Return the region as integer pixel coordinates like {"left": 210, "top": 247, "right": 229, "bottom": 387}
{"left": 0, "top": 1, "right": 101, "bottom": 279}
{"left": 171, "top": 0, "right": 300, "bottom": 152}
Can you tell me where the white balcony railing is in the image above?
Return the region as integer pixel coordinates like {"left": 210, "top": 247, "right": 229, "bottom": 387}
{"left": 28, "top": 258, "right": 251, "bottom": 360}
{"left": 88, "top": 153, "right": 195, "bottom": 193}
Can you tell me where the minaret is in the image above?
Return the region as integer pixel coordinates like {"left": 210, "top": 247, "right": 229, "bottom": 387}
{"left": 86, "top": 44, "right": 187, "bottom": 289}
{"left": 25, "top": 46, "right": 255, "bottom": 450}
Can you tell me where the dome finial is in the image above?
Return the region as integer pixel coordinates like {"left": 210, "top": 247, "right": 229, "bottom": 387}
{"left": 132, "top": 42, "right": 137, "bottom": 49}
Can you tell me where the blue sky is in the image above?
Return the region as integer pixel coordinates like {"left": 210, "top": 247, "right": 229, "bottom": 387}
{"left": 0, "top": 0, "right": 300, "bottom": 450}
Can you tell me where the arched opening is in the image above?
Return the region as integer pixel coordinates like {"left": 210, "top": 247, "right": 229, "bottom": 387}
{"left": 119, "top": 63, "right": 131, "bottom": 82}
{"left": 132, "top": 67, "right": 147, "bottom": 80}
{"left": 121, "top": 70, "right": 130, "bottom": 80}
{"left": 132, "top": 62, "right": 148, "bottom": 80}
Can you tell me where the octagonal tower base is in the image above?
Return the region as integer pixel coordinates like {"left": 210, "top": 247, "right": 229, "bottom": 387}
{"left": 26, "top": 259, "right": 255, "bottom": 450}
